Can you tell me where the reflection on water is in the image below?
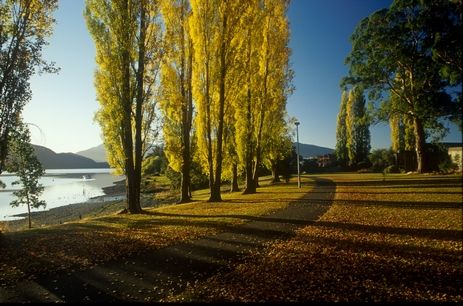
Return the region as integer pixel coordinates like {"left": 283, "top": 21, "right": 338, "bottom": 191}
{"left": 0, "top": 169, "right": 124, "bottom": 221}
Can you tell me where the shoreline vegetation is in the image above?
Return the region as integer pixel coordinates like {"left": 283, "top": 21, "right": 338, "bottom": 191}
{"left": 1, "top": 180, "right": 126, "bottom": 232}
{"left": 0, "top": 178, "right": 178, "bottom": 232}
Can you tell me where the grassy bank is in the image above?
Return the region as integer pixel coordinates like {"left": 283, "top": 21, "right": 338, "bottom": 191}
{"left": 1, "top": 173, "right": 461, "bottom": 302}
{"left": 0, "top": 176, "right": 313, "bottom": 287}
{"left": 169, "top": 173, "right": 463, "bottom": 302}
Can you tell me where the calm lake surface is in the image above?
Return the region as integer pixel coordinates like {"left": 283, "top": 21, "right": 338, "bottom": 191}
{"left": 0, "top": 169, "right": 124, "bottom": 221}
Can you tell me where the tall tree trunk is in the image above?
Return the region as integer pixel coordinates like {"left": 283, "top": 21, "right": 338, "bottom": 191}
{"left": 209, "top": 14, "right": 227, "bottom": 203}
{"left": 230, "top": 163, "right": 239, "bottom": 192}
{"left": 132, "top": 1, "right": 146, "bottom": 213}
{"left": 243, "top": 105, "right": 256, "bottom": 193}
{"left": 271, "top": 160, "right": 280, "bottom": 183}
{"left": 413, "top": 117, "right": 426, "bottom": 173}
{"left": 243, "top": 31, "right": 256, "bottom": 194}
{"left": 179, "top": 6, "right": 192, "bottom": 203}
{"left": 27, "top": 196, "right": 31, "bottom": 229}
{"left": 180, "top": 133, "right": 191, "bottom": 203}
{"left": 201, "top": 7, "right": 215, "bottom": 199}
{"left": 252, "top": 109, "right": 264, "bottom": 188}
{"left": 180, "top": 113, "right": 192, "bottom": 202}
{"left": 122, "top": 1, "right": 139, "bottom": 214}
{"left": 205, "top": 62, "right": 214, "bottom": 198}
{"left": 253, "top": 157, "right": 260, "bottom": 188}
{"left": 252, "top": 45, "right": 269, "bottom": 189}
{"left": 0, "top": 125, "right": 10, "bottom": 174}
{"left": 243, "top": 157, "right": 256, "bottom": 194}
{"left": 180, "top": 166, "right": 190, "bottom": 202}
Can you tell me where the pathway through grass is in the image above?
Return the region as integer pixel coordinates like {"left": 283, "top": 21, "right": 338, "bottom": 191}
{"left": 170, "top": 173, "right": 462, "bottom": 302}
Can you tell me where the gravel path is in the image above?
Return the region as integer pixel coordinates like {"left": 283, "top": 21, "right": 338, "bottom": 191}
{"left": 0, "top": 177, "right": 335, "bottom": 303}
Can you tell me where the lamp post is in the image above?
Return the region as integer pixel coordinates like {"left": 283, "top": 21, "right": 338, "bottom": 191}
{"left": 295, "top": 121, "right": 301, "bottom": 188}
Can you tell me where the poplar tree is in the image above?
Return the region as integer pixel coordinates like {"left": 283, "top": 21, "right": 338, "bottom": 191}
{"left": 234, "top": 0, "right": 292, "bottom": 194}
{"left": 390, "top": 114, "right": 404, "bottom": 153}
{"left": 252, "top": 0, "right": 291, "bottom": 189}
{"left": 233, "top": 0, "right": 261, "bottom": 194}
{"left": 345, "top": 86, "right": 370, "bottom": 167}
{"left": 389, "top": 91, "right": 415, "bottom": 152}
{"left": 159, "top": 0, "right": 194, "bottom": 203}
{"left": 390, "top": 115, "right": 416, "bottom": 150}
{"left": 85, "top": 0, "right": 163, "bottom": 213}
{"left": 189, "top": 0, "right": 215, "bottom": 200}
{"left": 335, "top": 90, "right": 349, "bottom": 167}
{"left": 263, "top": 114, "right": 294, "bottom": 183}
{"left": 0, "top": 0, "right": 57, "bottom": 174}
{"left": 190, "top": 0, "right": 241, "bottom": 202}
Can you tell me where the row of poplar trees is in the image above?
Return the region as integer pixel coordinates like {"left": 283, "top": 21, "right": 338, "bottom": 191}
{"left": 335, "top": 86, "right": 371, "bottom": 168}
{"left": 84, "top": 0, "right": 293, "bottom": 213}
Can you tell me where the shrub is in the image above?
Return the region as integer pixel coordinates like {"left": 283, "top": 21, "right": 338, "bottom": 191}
{"left": 384, "top": 165, "right": 400, "bottom": 173}
{"left": 438, "top": 159, "right": 458, "bottom": 173}
{"left": 142, "top": 155, "right": 163, "bottom": 176}
{"left": 357, "top": 160, "right": 372, "bottom": 170}
{"left": 369, "top": 148, "right": 395, "bottom": 172}
{"left": 190, "top": 161, "right": 209, "bottom": 190}
{"left": 357, "top": 168, "right": 373, "bottom": 173}
{"left": 165, "top": 166, "right": 181, "bottom": 190}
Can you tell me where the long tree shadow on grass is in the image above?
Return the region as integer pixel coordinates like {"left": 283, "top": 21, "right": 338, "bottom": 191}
{"left": 296, "top": 226, "right": 462, "bottom": 272}
{"left": 313, "top": 220, "right": 462, "bottom": 242}
{"left": 0, "top": 177, "right": 336, "bottom": 303}
{"left": 332, "top": 190, "right": 463, "bottom": 195}
{"left": 212, "top": 230, "right": 463, "bottom": 302}
{"left": 329, "top": 199, "right": 462, "bottom": 209}
{"left": 334, "top": 177, "right": 462, "bottom": 188}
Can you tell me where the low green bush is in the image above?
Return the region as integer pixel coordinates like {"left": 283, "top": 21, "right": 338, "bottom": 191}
{"left": 384, "top": 165, "right": 400, "bottom": 173}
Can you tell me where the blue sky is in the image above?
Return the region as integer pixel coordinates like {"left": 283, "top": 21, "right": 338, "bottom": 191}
{"left": 25, "top": 0, "right": 462, "bottom": 153}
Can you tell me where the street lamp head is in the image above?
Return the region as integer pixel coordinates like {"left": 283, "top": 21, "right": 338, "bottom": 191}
{"left": 295, "top": 121, "right": 300, "bottom": 126}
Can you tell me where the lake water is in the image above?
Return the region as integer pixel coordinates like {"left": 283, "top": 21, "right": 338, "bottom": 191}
{"left": 0, "top": 169, "right": 125, "bottom": 221}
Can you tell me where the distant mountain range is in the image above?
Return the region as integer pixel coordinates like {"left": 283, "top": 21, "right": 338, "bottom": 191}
{"left": 72, "top": 142, "right": 333, "bottom": 162}
{"left": 76, "top": 144, "right": 108, "bottom": 163}
{"left": 26, "top": 142, "right": 331, "bottom": 169}
{"left": 293, "top": 142, "right": 334, "bottom": 158}
{"left": 32, "top": 145, "right": 109, "bottom": 169}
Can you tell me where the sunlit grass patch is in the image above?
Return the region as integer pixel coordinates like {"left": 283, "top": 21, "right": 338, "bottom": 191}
{"left": 174, "top": 173, "right": 462, "bottom": 302}
{"left": 0, "top": 176, "right": 314, "bottom": 286}
{"left": 325, "top": 173, "right": 462, "bottom": 230}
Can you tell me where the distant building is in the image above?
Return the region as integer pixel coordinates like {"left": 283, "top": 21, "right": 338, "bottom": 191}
{"left": 316, "top": 154, "right": 335, "bottom": 168}
{"left": 395, "top": 143, "right": 462, "bottom": 172}
{"left": 445, "top": 143, "right": 462, "bottom": 171}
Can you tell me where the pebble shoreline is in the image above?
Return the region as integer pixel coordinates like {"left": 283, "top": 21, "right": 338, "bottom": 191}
{"left": 1, "top": 181, "right": 128, "bottom": 232}
{"left": 1, "top": 180, "right": 178, "bottom": 232}
{"left": 5, "top": 197, "right": 127, "bottom": 231}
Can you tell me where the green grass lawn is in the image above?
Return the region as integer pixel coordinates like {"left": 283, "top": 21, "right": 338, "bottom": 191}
{"left": 168, "top": 172, "right": 463, "bottom": 302}
{"left": 1, "top": 172, "right": 461, "bottom": 302}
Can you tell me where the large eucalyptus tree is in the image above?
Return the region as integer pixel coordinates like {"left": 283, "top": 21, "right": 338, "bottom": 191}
{"left": 343, "top": 0, "right": 461, "bottom": 173}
